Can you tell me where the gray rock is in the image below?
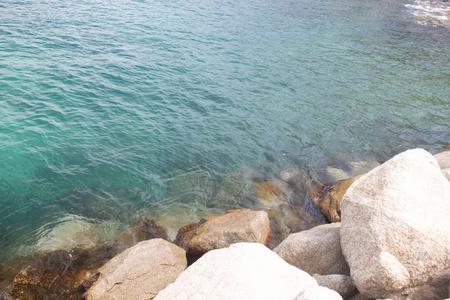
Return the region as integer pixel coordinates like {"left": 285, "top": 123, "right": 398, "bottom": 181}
{"left": 434, "top": 150, "right": 450, "bottom": 169}
{"left": 341, "top": 148, "right": 450, "bottom": 299}
{"left": 274, "top": 223, "right": 350, "bottom": 276}
{"left": 406, "top": 268, "right": 450, "bottom": 300}
{"left": 85, "top": 239, "right": 187, "bottom": 300}
{"left": 434, "top": 151, "right": 450, "bottom": 181}
{"left": 313, "top": 274, "right": 357, "bottom": 298}
{"left": 296, "top": 285, "right": 343, "bottom": 300}
{"left": 155, "top": 243, "right": 340, "bottom": 300}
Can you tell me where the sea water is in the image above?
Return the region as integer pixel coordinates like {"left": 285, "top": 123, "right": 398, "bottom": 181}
{"left": 0, "top": 0, "right": 449, "bottom": 263}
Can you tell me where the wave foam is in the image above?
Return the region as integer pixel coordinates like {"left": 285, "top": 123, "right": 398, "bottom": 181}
{"left": 405, "top": 0, "right": 450, "bottom": 26}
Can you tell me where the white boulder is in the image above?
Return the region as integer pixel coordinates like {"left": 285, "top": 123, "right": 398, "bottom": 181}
{"left": 341, "top": 148, "right": 450, "bottom": 298}
{"left": 155, "top": 243, "right": 342, "bottom": 300}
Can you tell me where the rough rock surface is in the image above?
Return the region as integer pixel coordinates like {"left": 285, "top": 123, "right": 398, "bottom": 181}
{"left": 174, "top": 209, "right": 270, "bottom": 257}
{"left": 341, "top": 148, "right": 450, "bottom": 299}
{"left": 405, "top": 268, "right": 450, "bottom": 300}
{"left": 310, "top": 175, "right": 363, "bottom": 222}
{"left": 86, "top": 239, "right": 186, "bottom": 300}
{"left": 274, "top": 223, "right": 350, "bottom": 276}
{"left": 313, "top": 274, "right": 356, "bottom": 299}
{"left": 155, "top": 243, "right": 341, "bottom": 300}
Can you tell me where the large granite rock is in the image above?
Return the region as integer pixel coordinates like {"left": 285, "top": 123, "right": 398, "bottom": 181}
{"left": 274, "top": 223, "right": 350, "bottom": 276}
{"left": 85, "top": 239, "right": 186, "bottom": 300}
{"left": 174, "top": 209, "right": 270, "bottom": 258}
{"left": 154, "top": 243, "right": 342, "bottom": 300}
{"left": 310, "top": 175, "right": 363, "bottom": 222}
{"left": 341, "top": 148, "right": 450, "bottom": 299}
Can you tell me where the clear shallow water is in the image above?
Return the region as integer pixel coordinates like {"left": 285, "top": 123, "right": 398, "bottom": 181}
{"left": 0, "top": 0, "right": 449, "bottom": 263}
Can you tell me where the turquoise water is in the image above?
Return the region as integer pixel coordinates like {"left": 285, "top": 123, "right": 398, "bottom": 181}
{"left": 1, "top": 0, "right": 449, "bottom": 262}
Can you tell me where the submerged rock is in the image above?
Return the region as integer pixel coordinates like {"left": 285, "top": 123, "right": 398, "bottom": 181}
{"left": 174, "top": 209, "right": 270, "bottom": 261}
{"left": 341, "top": 148, "right": 450, "bottom": 299}
{"left": 116, "top": 217, "right": 169, "bottom": 251}
{"left": 310, "top": 175, "right": 363, "bottom": 222}
{"left": 274, "top": 223, "right": 350, "bottom": 276}
{"left": 253, "top": 180, "right": 287, "bottom": 207}
{"left": 85, "top": 239, "right": 186, "bottom": 300}
{"left": 322, "top": 160, "right": 380, "bottom": 182}
{"left": 0, "top": 244, "right": 118, "bottom": 300}
{"left": 155, "top": 243, "right": 342, "bottom": 300}
{"left": 33, "top": 214, "right": 126, "bottom": 253}
{"left": 267, "top": 203, "right": 327, "bottom": 249}
{"left": 279, "top": 166, "right": 315, "bottom": 192}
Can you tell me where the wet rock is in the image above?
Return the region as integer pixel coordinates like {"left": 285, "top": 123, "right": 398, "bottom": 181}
{"left": 341, "top": 149, "right": 450, "bottom": 299}
{"left": 279, "top": 166, "right": 315, "bottom": 192}
{"left": 266, "top": 209, "right": 291, "bottom": 250}
{"left": 310, "top": 175, "right": 363, "bottom": 222}
{"left": 267, "top": 203, "right": 326, "bottom": 249}
{"left": 254, "top": 180, "right": 287, "bottom": 207}
{"left": 85, "top": 239, "right": 186, "bottom": 300}
{"left": 326, "top": 167, "right": 350, "bottom": 181}
{"left": 313, "top": 274, "right": 356, "bottom": 299}
{"left": 0, "top": 244, "right": 118, "bottom": 300}
{"left": 174, "top": 209, "right": 270, "bottom": 260}
{"left": 274, "top": 223, "right": 350, "bottom": 276}
{"left": 155, "top": 243, "right": 341, "bottom": 300}
{"left": 116, "top": 217, "right": 169, "bottom": 251}
{"left": 279, "top": 203, "right": 326, "bottom": 232}
{"left": 322, "top": 160, "right": 379, "bottom": 182}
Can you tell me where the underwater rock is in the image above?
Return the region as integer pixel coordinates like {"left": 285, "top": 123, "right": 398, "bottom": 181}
{"left": 253, "top": 180, "right": 287, "bottom": 207}
{"left": 310, "top": 175, "right": 363, "bottom": 222}
{"left": 0, "top": 244, "right": 118, "bottom": 300}
{"left": 266, "top": 203, "right": 326, "bottom": 249}
{"left": 116, "top": 217, "right": 169, "bottom": 251}
{"left": 322, "top": 160, "right": 379, "bottom": 182}
{"left": 174, "top": 209, "right": 270, "bottom": 261}
{"left": 279, "top": 203, "right": 326, "bottom": 232}
{"left": 279, "top": 166, "right": 315, "bottom": 192}
{"left": 34, "top": 214, "right": 127, "bottom": 254}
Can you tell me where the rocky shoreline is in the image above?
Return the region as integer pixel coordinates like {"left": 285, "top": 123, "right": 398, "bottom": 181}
{"left": 1, "top": 148, "right": 449, "bottom": 300}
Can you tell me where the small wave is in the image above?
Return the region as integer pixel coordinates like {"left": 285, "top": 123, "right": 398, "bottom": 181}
{"left": 405, "top": 0, "right": 450, "bottom": 27}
